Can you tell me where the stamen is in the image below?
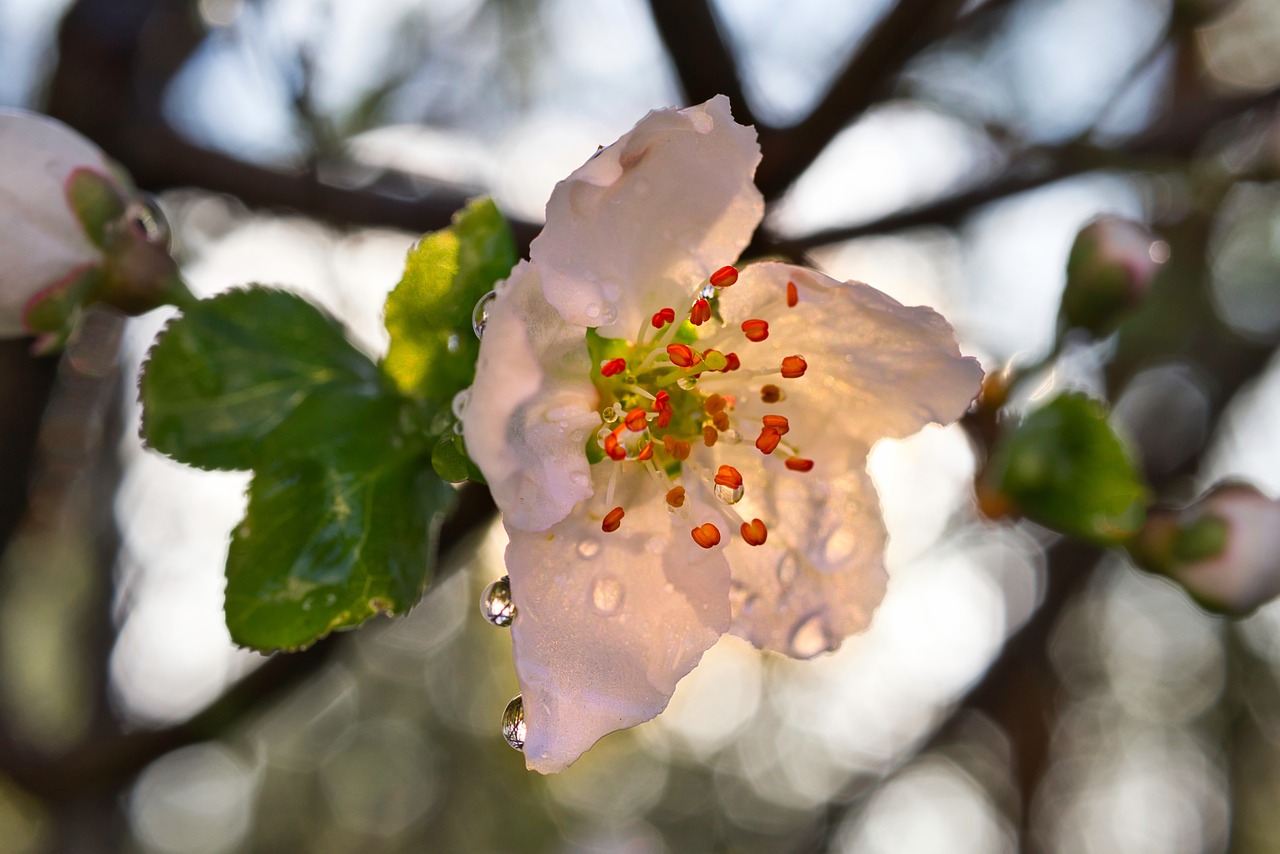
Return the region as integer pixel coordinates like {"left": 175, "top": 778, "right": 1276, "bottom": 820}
{"left": 781, "top": 355, "right": 808, "bottom": 379}
{"left": 710, "top": 266, "right": 738, "bottom": 288}
{"left": 713, "top": 410, "right": 731, "bottom": 431}
{"left": 721, "top": 353, "right": 740, "bottom": 372}
{"left": 604, "top": 431, "right": 626, "bottom": 461}
{"left": 601, "top": 358, "right": 626, "bottom": 377}
{"left": 653, "top": 390, "right": 670, "bottom": 409}
{"left": 785, "top": 457, "right": 815, "bottom": 472}
{"left": 762, "top": 414, "right": 790, "bottom": 435}
{"left": 786, "top": 281, "right": 798, "bottom": 308}
{"left": 691, "top": 298, "right": 711, "bottom": 326}
{"left": 742, "top": 319, "right": 769, "bottom": 342}
{"left": 651, "top": 307, "right": 676, "bottom": 328}
{"left": 662, "top": 435, "right": 691, "bottom": 460}
{"left": 714, "top": 465, "right": 743, "bottom": 490}
{"left": 761, "top": 384, "right": 784, "bottom": 403}
{"left": 656, "top": 408, "right": 673, "bottom": 428}
{"left": 703, "top": 426, "right": 718, "bottom": 447}
{"left": 755, "top": 427, "right": 782, "bottom": 455}
{"left": 740, "top": 518, "right": 768, "bottom": 546}
{"left": 665, "top": 486, "right": 686, "bottom": 508}
{"left": 624, "top": 408, "right": 648, "bottom": 432}
{"left": 638, "top": 441, "right": 654, "bottom": 461}
{"left": 602, "top": 506, "right": 625, "bottom": 533}
{"left": 704, "top": 394, "right": 727, "bottom": 414}
{"left": 691, "top": 522, "right": 722, "bottom": 549}
{"left": 667, "top": 343, "right": 696, "bottom": 368}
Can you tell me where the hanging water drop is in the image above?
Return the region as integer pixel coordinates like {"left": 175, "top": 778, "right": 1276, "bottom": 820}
{"left": 480, "top": 576, "right": 516, "bottom": 627}
{"left": 699, "top": 283, "right": 716, "bottom": 301}
{"left": 713, "top": 482, "right": 745, "bottom": 505}
{"left": 501, "top": 695, "right": 526, "bottom": 751}
{"left": 451, "top": 388, "right": 471, "bottom": 420}
{"left": 718, "top": 429, "right": 741, "bottom": 445}
{"left": 472, "top": 290, "right": 497, "bottom": 338}
{"left": 602, "top": 404, "right": 620, "bottom": 424}
{"left": 677, "top": 376, "right": 698, "bottom": 390}
{"left": 446, "top": 333, "right": 461, "bottom": 353}
{"left": 127, "top": 194, "right": 171, "bottom": 248}
{"left": 590, "top": 574, "right": 625, "bottom": 615}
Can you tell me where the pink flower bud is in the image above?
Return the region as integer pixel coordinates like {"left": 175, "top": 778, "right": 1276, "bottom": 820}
{"left": 1060, "top": 218, "right": 1166, "bottom": 336}
{"left": 1133, "top": 482, "right": 1280, "bottom": 615}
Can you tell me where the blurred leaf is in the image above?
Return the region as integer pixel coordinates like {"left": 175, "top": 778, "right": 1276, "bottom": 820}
{"left": 383, "top": 197, "right": 516, "bottom": 405}
{"left": 140, "top": 287, "right": 387, "bottom": 471}
{"left": 64, "top": 167, "right": 125, "bottom": 249}
{"left": 986, "top": 392, "right": 1148, "bottom": 544}
{"left": 225, "top": 431, "right": 455, "bottom": 652}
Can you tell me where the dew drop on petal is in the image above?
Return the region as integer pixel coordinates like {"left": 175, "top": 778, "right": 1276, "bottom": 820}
{"left": 823, "top": 529, "right": 857, "bottom": 564}
{"left": 576, "top": 537, "right": 601, "bottom": 560}
{"left": 586, "top": 303, "right": 601, "bottom": 319}
{"left": 600, "top": 302, "right": 618, "bottom": 324}
{"left": 677, "top": 376, "right": 698, "bottom": 390}
{"left": 776, "top": 551, "right": 799, "bottom": 587}
{"left": 590, "top": 574, "right": 624, "bottom": 615}
{"left": 699, "top": 283, "right": 716, "bottom": 301}
{"left": 602, "top": 405, "right": 621, "bottom": 424}
{"left": 646, "top": 536, "right": 664, "bottom": 554}
{"left": 714, "top": 482, "right": 745, "bottom": 505}
{"left": 729, "top": 581, "right": 758, "bottom": 615}
{"left": 571, "top": 472, "right": 589, "bottom": 487}
{"left": 472, "top": 290, "right": 497, "bottom": 338}
{"left": 480, "top": 576, "right": 516, "bottom": 627}
{"left": 502, "top": 695, "right": 526, "bottom": 751}
{"left": 718, "top": 429, "right": 741, "bottom": 445}
{"left": 790, "top": 614, "right": 829, "bottom": 658}
{"left": 451, "top": 389, "right": 470, "bottom": 420}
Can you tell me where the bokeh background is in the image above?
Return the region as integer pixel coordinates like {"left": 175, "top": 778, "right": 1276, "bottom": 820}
{"left": 2, "top": 0, "right": 1280, "bottom": 851}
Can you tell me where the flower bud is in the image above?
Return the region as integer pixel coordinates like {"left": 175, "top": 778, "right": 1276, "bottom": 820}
{"left": 1131, "top": 482, "right": 1280, "bottom": 616}
{"left": 0, "top": 109, "right": 187, "bottom": 351}
{"left": 1060, "top": 218, "right": 1165, "bottom": 337}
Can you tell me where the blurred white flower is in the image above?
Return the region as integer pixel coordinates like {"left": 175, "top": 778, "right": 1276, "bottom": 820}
{"left": 463, "top": 96, "right": 983, "bottom": 773}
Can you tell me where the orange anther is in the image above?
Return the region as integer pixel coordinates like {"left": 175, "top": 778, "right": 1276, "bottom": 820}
{"left": 761, "top": 384, "right": 784, "bottom": 403}
{"left": 651, "top": 307, "right": 676, "bottom": 328}
{"left": 786, "top": 281, "right": 798, "bottom": 308}
{"left": 602, "top": 506, "right": 625, "bottom": 533}
{"left": 703, "top": 426, "right": 718, "bottom": 447}
{"left": 601, "top": 358, "right": 626, "bottom": 377}
{"left": 721, "top": 352, "right": 740, "bottom": 372}
{"left": 638, "top": 441, "right": 654, "bottom": 461}
{"left": 762, "top": 414, "right": 790, "bottom": 435}
{"left": 713, "top": 410, "right": 731, "bottom": 431}
{"left": 781, "top": 355, "right": 808, "bottom": 379}
{"left": 756, "top": 427, "right": 781, "bottom": 454}
{"left": 704, "top": 393, "right": 727, "bottom": 414}
{"left": 656, "top": 408, "right": 673, "bottom": 428}
{"left": 604, "top": 432, "right": 626, "bottom": 461}
{"left": 625, "top": 408, "right": 648, "bottom": 432}
{"left": 667, "top": 343, "right": 696, "bottom": 368}
{"left": 663, "top": 435, "right": 691, "bottom": 460}
{"left": 710, "top": 265, "right": 738, "bottom": 288}
{"left": 714, "top": 465, "right": 743, "bottom": 490}
{"left": 653, "top": 390, "right": 670, "bottom": 408}
{"left": 742, "top": 319, "right": 769, "bottom": 342}
{"left": 691, "top": 522, "right": 722, "bottom": 549}
{"left": 786, "top": 457, "right": 814, "bottom": 472}
{"left": 691, "top": 298, "right": 711, "bottom": 326}
{"left": 665, "top": 486, "right": 686, "bottom": 508}
{"left": 740, "top": 518, "right": 768, "bottom": 546}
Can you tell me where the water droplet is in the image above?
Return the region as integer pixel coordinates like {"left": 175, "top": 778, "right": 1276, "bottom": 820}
{"left": 501, "top": 695, "right": 526, "bottom": 750}
{"left": 777, "top": 552, "right": 799, "bottom": 586}
{"left": 824, "top": 530, "right": 857, "bottom": 564}
{"left": 599, "top": 302, "right": 618, "bottom": 324}
{"left": 699, "top": 283, "right": 716, "bottom": 300}
{"left": 790, "top": 615, "right": 829, "bottom": 658}
{"left": 729, "top": 581, "right": 758, "bottom": 615}
{"left": 602, "top": 405, "right": 620, "bottom": 424}
{"left": 127, "top": 194, "right": 171, "bottom": 248}
{"left": 590, "top": 574, "right": 625, "bottom": 615}
{"left": 646, "top": 537, "right": 664, "bottom": 554}
{"left": 447, "top": 333, "right": 461, "bottom": 353}
{"left": 714, "top": 482, "right": 745, "bottom": 504}
{"left": 451, "top": 388, "right": 470, "bottom": 420}
{"left": 301, "top": 598, "right": 313, "bottom": 611}
{"left": 585, "top": 303, "right": 601, "bottom": 319}
{"left": 472, "top": 291, "right": 497, "bottom": 338}
{"left": 571, "top": 472, "right": 590, "bottom": 487}
{"left": 576, "top": 537, "right": 601, "bottom": 560}
{"left": 677, "top": 376, "right": 698, "bottom": 390}
{"left": 718, "top": 429, "right": 741, "bottom": 445}
{"left": 480, "top": 576, "right": 516, "bottom": 627}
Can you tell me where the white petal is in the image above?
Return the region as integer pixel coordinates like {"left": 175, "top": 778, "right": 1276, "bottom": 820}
{"left": 532, "top": 95, "right": 763, "bottom": 338}
{"left": 463, "top": 261, "right": 599, "bottom": 531}
{"left": 0, "top": 110, "right": 112, "bottom": 336}
{"left": 507, "top": 465, "right": 731, "bottom": 773}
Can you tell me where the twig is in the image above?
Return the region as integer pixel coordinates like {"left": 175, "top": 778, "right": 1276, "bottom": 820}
{"left": 646, "top": 0, "right": 759, "bottom": 128}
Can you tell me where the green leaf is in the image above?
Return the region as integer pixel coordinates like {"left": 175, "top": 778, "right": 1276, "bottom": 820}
{"left": 224, "top": 440, "right": 456, "bottom": 652}
{"left": 382, "top": 197, "right": 517, "bottom": 405}
{"left": 64, "top": 167, "right": 125, "bottom": 249}
{"left": 140, "top": 287, "right": 387, "bottom": 471}
{"left": 985, "top": 392, "right": 1149, "bottom": 545}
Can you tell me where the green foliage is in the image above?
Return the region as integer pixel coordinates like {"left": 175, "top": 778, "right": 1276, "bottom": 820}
{"left": 986, "top": 392, "right": 1149, "bottom": 545}
{"left": 64, "top": 167, "right": 125, "bottom": 249}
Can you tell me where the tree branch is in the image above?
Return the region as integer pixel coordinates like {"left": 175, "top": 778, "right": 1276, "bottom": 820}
{"left": 646, "top": 0, "right": 759, "bottom": 128}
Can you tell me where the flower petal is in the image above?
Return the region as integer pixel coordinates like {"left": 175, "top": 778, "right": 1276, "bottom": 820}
{"left": 507, "top": 465, "right": 731, "bottom": 773}
{"left": 532, "top": 95, "right": 763, "bottom": 338}
{"left": 462, "top": 261, "right": 599, "bottom": 531}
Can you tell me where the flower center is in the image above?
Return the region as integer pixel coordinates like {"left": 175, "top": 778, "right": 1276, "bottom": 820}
{"left": 585, "top": 265, "right": 814, "bottom": 549}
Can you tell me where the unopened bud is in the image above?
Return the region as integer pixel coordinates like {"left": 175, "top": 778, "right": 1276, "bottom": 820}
{"left": 1060, "top": 218, "right": 1166, "bottom": 336}
{"left": 1131, "top": 482, "right": 1280, "bottom": 616}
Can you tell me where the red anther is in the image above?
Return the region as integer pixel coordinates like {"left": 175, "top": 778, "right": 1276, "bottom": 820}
{"left": 651, "top": 307, "right": 676, "bottom": 328}
{"left": 756, "top": 426, "right": 782, "bottom": 454}
{"left": 663, "top": 435, "right": 691, "bottom": 460}
{"left": 761, "top": 384, "right": 783, "bottom": 403}
{"left": 703, "top": 426, "right": 718, "bottom": 447}
{"left": 691, "top": 522, "right": 722, "bottom": 549}
{"left": 604, "top": 432, "right": 626, "bottom": 461}
{"left": 786, "top": 281, "right": 799, "bottom": 308}
{"left": 781, "top": 355, "right": 808, "bottom": 378}
{"left": 721, "top": 352, "right": 741, "bottom": 372}
{"left": 638, "top": 441, "right": 654, "bottom": 461}
{"left": 704, "top": 393, "right": 727, "bottom": 414}
{"left": 656, "top": 407, "right": 673, "bottom": 429}
{"left": 740, "top": 518, "right": 768, "bottom": 546}
{"left": 602, "top": 506, "right": 626, "bottom": 533}
{"left": 601, "top": 358, "right": 626, "bottom": 377}
{"left": 690, "top": 298, "right": 711, "bottom": 326}
{"left": 742, "top": 319, "right": 769, "bottom": 342}
{"left": 713, "top": 410, "right": 731, "bottom": 431}
{"left": 625, "top": 408, "right": 648, "bottom": 432}
{"left": 762, "top": 414, "right": 790, "bottom": 435}
{"left": 667, "top": 343, "right": 696, "bottom": 368}
{"left": 710, "top": 265, "right": 739, "bottom": 288}
{"left": 714, "top": 464, "right": 743, "bottom": 490}
{"left": 786, "top": 457, "right": 814, "bottom": 472}
{"left": 653, "top": 390, "right": 670, "bottom": 409}
{"left": 666, "top": 486, "right": 686, "bottom": 508}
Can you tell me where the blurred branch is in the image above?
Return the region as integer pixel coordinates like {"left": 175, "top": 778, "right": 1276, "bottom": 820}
{"left": 646, "top": 0, "right": 759, "bottom": 129}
